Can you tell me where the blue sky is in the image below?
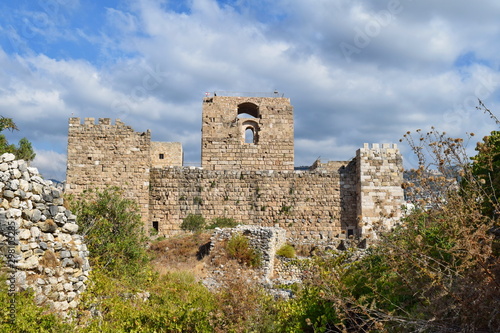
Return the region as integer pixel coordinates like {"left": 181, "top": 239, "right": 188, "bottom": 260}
{"left": 1, "top": 0, "right": 500, "bottom": 180}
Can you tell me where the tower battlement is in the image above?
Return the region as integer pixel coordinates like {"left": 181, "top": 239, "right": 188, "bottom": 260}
{"left": 69, "top": 117, "right": 128, "bottom": 127}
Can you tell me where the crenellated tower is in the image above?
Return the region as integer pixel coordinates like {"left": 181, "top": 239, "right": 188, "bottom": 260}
{"left": 65, "top": 117, "right": 152, "bottom": 224}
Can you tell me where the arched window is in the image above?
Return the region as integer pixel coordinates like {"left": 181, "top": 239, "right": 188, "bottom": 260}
{"left": 237, "top": 102, "right": 259, "bottom": 118}
{"left": 242, "top": 120, "right": 259, "bottom": 144}
{"left": 245, "top": 128, "right": 254, "bottom": 144}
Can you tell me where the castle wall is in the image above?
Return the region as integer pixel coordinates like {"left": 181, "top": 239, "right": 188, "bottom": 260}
{"left": 65, "top": 117, "right": 151, "bottom": 224}
{"left": 149, "top": 166, "right": 355, "bottom": 242}
{"left": 357, "top": 143, "right": 404, "bottom": 239}
{"left": 64, "top": 107, "right": 404, "bottom": 243}
{"left": 201, "top": 96, "right": 294, "bottom": 171}
{"left": 150, "top": 142, "right": 183, "bottom": 168}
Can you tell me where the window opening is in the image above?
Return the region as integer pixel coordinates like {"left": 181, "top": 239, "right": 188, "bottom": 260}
{"left": 152, "top": 221, "right": 159, "bottom": 232}
{"left": 159, "top": 153, "right": 164, "bottom": 160}
{"left": 237, "top": 102, "right": 259, "bottom": 118}
{"left": 245, "top": 128, "right": 255, "bottom": 144}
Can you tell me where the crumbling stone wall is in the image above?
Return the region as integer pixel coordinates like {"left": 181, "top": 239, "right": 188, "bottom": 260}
{"left": 0, "top": 154, "right": 90, "bottom": 314}
{"left": 66, "top": 117, "right": 151, "bottom": 224}
{"left": 149, "top": 167, "right": 353, "bottom": 242}
{"left": 357, "top": 143, "right": 405, "bottom": 239}
{"left": 207, "top": 226, "right": 286, "bottom": 282}
{"left": 201, "top": 96, "right": 294, "bottom": 171}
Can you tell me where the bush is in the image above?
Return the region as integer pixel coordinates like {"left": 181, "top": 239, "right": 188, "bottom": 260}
{"left": 78, "top": 269, "right": 215, "bottom": 332}
{"left": 296, "top": 127, "right": 500, "bottom": 332}
{"left": 0, "top": 267, "right": 73, "bottom": 332}
{"left": 226, "top": 233, "right": 261, "bottom": 268}
{"left": 180, "top": 214, "right": 206, "bottom": 232}
{"left": 207, "top": 217, "right": 238, "bottom": 229}
{"left": 66, "top": 187, "right": 149, "bottom": 279}
{"left": 276, "top": 244, "right": 296, "bottom": 258}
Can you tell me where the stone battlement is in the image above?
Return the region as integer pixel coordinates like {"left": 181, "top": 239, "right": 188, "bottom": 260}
{"left": 69, "top": 117, "right": 130, "bottom": 127}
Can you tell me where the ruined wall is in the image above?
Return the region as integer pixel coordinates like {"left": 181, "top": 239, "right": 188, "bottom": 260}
{"left": 65, "top": 117, "right": 151, "bottom": 224}
{"left": 0, "top": 154, "right": 90, "bottom": 314}
{"left": 357, "top": 143, "right": 405, "bottom": 239}
{"left": 201, "top": 96, "right": 294, "bottom": 171}
{"left": 150, "top": 142, "right": 183, "bottom": 168}
{"left": 149, "top": 167, "right": 355, "bottom": 242}
{"left": 208, "top": 226, "right": 286, "bottom": 282}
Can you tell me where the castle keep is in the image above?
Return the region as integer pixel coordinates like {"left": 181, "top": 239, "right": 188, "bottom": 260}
{"left": 66, "top": 95, "right": 404, "bottom": 242}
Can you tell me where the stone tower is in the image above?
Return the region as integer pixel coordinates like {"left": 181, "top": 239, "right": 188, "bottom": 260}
{"left": 65, "top": 118, "right": 152, "bottom": 223}
{"left": 356, "top": 143, "right": 405, "bottom": 239}
{"left": 201, "top": 96, "right": 294, "bottom": 171}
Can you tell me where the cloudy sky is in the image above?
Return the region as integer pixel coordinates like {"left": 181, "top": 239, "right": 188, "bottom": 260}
{"left": 1, "top": 0, "right": 499, "bottom": 180}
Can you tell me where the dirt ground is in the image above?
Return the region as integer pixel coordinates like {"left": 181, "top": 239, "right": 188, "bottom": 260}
{"left": 148, "top": 232, "right": 212, "bottom": 279}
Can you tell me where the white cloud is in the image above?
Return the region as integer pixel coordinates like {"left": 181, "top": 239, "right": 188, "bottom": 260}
{"left": 32, "top": 149, "right": 67, "bottom": 181}
{"left": 1, "top": 0, "right": 500, "bottom": 181}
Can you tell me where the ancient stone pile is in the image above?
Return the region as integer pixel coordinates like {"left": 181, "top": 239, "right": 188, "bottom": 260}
{"left": 0, "top": 153, "right": 90, "bottom": 313}
{"left": 208, "top": 225, "right": 286, "bottom": 281}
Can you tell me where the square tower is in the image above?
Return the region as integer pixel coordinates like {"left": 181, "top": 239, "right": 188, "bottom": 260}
{"left": 201, "top": 96, "right": 294, "bottom": 171}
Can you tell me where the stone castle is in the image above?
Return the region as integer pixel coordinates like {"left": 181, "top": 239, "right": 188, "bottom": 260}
{"left": 65, "top": 95, "right": 404, "bottom": 242}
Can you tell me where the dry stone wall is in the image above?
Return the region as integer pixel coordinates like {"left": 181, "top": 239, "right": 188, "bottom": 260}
{"left": 207, "top": 226, "right": 286, "bottom": 282}
{"left": 0, "top": 153, "right": 90, "bottom": 314}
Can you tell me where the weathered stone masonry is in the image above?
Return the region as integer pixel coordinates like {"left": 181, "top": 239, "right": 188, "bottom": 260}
{"left": 0, "top": 153, "right": 90, "bottom": 314}
{"left": 66, "top": 96, "right": 404, "bottom": 242}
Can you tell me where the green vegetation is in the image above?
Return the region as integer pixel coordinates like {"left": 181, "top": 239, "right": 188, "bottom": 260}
{"left": 207, "top": 217, "right": 238, "bottom": 229}
{"left": 180, "top": 213, "right": 206, "bottom": 232}
{"left": 67, "top": 187, "right": 149, "bottom": 279}
{"left": 276, "top": 243, "right": 296, "bottom": 258}
{"left": 280, "top": 204, "right": 292, "bottom": 214}
{"left": 225, "top": 233, "right": 262, "bottom": 268}
{"left": 0, "top": 116, "right": 36, "bottom": 161}
{"left": 181, "top": 215, "right": 238, "bottom": 232}
{"left": 0, "top": 271, "right": 74, "bottom": 332}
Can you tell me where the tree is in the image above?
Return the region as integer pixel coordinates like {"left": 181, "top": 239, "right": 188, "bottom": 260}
{"left": 471, "top": 130, "right": 500, "bottom": 217}
{"left": 0, "top": 116, "right": 36, "bottom": 161}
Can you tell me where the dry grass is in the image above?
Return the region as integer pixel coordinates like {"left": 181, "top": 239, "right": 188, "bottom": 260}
{"left": 39, "top": 250, "right": 58, "bottom": 268}
{"left": 148, "top": 232, "right": 212, "bottom": 279}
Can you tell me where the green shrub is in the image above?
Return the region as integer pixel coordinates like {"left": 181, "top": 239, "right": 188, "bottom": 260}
{"left": 180, "top": 214, "right": 206, "bottom": 232}
{"left": 79, "top": 269, "right": 215, "bottom": 332}
{"left": 0, "top": 268, "right": 73, "bottom": 332}
{"left": 226, "top": 233, "right": 261, "bottom": 268}
{"left": 276, "top": 244, "right": 296, "bottom": 258}
{"left": 207, "top": 217, "right": 238, "bottom": 229}
{"left": 67, "top": 187, "right": 149, "bottom": 279}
